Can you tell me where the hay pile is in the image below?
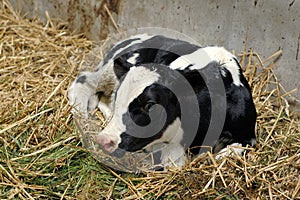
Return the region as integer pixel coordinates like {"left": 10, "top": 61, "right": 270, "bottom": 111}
{"left": 0, "top": 1, "right": 299, "bottom": 199}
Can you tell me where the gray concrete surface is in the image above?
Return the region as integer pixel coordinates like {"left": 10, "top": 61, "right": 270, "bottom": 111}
{"left": 9, "top": 0, "right": 300, "bottom": 111}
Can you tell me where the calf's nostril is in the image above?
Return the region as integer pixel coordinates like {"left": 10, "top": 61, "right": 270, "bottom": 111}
{"left": 95, "top": 135, "right": 116, "bottom": 153}
{"left": 104, "top": 140, "right": 115, "bottom": 151}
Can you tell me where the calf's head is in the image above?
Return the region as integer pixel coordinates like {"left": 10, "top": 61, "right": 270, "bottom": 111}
{"left": 95, "top": 65, "right": 183, "bottom": 156}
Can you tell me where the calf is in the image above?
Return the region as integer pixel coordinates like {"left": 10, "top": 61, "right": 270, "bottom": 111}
{"left": 68, "top": 34, "right": 257, "bottom": 168}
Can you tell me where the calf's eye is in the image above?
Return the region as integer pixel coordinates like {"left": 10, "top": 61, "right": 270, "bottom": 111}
{"left": 144, "top": 101, "right": 156, "bottom": 112}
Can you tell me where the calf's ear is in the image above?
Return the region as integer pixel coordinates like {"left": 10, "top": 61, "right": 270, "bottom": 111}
{"left": 114, "top": 57, "right": 132, "bottom": 79}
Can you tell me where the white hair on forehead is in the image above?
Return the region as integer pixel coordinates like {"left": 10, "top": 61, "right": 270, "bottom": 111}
{"left": 100, "top": 66, "right": 160, "bottom": 146}
{"left": 114, "top": 66, "right": 160, "bottom": 113}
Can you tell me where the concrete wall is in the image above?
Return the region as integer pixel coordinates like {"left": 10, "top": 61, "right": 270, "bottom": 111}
{"left": 9, "top": 0, "right": 300, "bottom": 111}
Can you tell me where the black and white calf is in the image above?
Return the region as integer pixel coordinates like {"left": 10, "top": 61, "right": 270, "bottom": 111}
{"left": 68, "top": 34, "right": 257, "bottom": 168}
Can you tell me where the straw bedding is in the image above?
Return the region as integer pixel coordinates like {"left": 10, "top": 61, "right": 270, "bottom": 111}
{"left": 0, "top": 1, "right": 299, "bottom": 199}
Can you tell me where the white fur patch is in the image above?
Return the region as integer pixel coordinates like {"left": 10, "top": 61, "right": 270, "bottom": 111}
{"left": 127, "top": 53, "right": 139, "bottom": 65}
{"left": 68, "top": 71, "right": 101, "bottom": 118}
{"left": 169, "top": 48, "right": 212, "bottom": 70}
{"left": 161, "top": 143, "right": 186, "bottom": 168}
{"left": 114, "top": 66, "right": 160, "bottom": 118}
{"left": 215, "top": 143, "right": 244, "bottom": 160}
{"left": 97, "top": 101, "right": 112, "bottom": 120}
{"left": 68, "top": 56, "right": 119, "bottom": 119}
{"left": 202, "top": 47, "right": 242, "bottom": 86}
{"left": 109, "top": 34, "right": 154, "bottom": 62}
{"left": 170, "top": 46, "right": 242, "bottom": 86}
{"left": 144, "top": 118, "right": 183, "bottom": 150}
{"left": 144, "top": 118, "right": 186, "bottom": 167}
